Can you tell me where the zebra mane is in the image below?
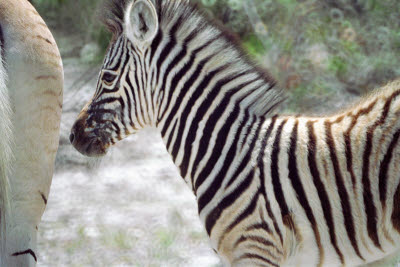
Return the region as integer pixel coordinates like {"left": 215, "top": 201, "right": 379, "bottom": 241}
{"left": 100, "top": 0, "right": 285, "bottom": 117}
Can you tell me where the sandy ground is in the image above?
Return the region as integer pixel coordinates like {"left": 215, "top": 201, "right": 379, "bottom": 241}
{"left": 36, "top": 56, "right": 221, "bottom": 267}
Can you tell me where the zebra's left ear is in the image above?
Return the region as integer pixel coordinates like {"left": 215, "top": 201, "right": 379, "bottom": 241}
{"left": 125, "top": 0, "right": 159, "bottom": 47}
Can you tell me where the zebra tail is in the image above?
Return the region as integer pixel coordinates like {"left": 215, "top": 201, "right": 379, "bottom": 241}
{"left": 0, "top": 41, "right": 12, "bottom": 261}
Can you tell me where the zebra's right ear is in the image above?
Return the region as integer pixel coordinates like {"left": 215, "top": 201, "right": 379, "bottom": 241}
{"left": 125, "top": 0, "right": 159, "bottom": 47}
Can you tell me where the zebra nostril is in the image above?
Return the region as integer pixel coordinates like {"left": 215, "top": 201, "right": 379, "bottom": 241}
{"left": 69, "top": 133, "right": 75, "bottom": 144}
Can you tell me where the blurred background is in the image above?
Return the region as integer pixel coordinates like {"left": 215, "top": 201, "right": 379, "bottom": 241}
{"left": 29, "top": 0, "right": 400, "bottom": 266}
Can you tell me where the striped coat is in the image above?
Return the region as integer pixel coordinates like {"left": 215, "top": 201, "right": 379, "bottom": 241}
{"left": 70, "top": 0, "right": 400, "bottom": 266}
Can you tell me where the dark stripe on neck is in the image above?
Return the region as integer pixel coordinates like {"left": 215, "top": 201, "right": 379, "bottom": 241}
{"left": 194, "top": 104, "right": 242, "bottom": 199}
{"left": 155, "top": 18, "right": 182, "bottom": 87}
{"left": 180, "top": 74, "right": 253, "bottom": 179}
{"left": 170, "top": 64, "right": 229, "bottom": 162}
{"left": 160, "top": 53, "right": 211, "bottom": 136}
{"left": 196, "top": 110, "right": 247, "bottom": 205}
{"left": 158, "top": 35, "right": 220, "bottom": 123}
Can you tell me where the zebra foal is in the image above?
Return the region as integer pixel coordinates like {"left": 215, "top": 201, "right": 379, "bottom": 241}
{"left": 71, "top": 0, "right": 400, "bottom": 266}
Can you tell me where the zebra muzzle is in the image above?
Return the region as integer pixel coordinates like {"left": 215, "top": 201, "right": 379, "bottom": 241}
{"left": 70, "top": 114, "right": 109, "bottom": 157}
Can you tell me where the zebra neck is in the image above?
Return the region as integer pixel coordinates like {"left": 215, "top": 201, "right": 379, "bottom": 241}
{"left": 159, "top": 96, "right": 266, "bottom": 194}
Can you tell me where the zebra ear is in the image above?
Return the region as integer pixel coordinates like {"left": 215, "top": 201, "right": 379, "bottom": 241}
{"left": 125, "top": 0, "right": 159, "bottom": 46}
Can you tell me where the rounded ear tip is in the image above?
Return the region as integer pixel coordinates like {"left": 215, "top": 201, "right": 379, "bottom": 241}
{"left": 124, "top": 0, "right": 159, "bottom": 45}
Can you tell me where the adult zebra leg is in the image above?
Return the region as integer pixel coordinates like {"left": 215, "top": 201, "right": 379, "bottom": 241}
{"left": 0, "top": 0, "right": 63, "bottom": 265}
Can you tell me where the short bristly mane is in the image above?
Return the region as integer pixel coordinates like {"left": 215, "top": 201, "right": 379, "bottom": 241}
{"left": 100, "top": 0, "right": 284, "bottom": 117}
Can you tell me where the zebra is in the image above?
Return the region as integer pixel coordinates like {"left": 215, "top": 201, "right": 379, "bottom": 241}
{"left": 70, "top": 0, "right": 400, "bottom": 266}
{"left": 0, "top": 0, "right": 64, "bottom": 265}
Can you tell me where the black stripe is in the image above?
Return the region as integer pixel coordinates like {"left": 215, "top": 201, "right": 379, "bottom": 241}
{"left": 362, "top": 130, "right": 382, "bottom": 249}
{"left": 391, "top": 182, "right": 400, "bottom": 232}
{"left": 379, "top": 129, "right": 400, "bottom": 208}
{"left": 307, "top": 121, "right": 344, "bottom": 264}
{"left": 193, "top": 78, "right": 259, "bottom": 190}
{"left": 178, "top": 73, "right": 251, "bottom": 179}
{"left": 125, "top": 69, "right": 142, "bottom": 128}
{"left": 88, "top": 108, "right": 117, "bottom": 118}
{"left": 136, "top": 47, "right": 149, "bottom": 118}
{"left": 172, "top": 64, "right": 229, "bottom": 162}
{"left": 12, "top": 249, "right": 37, "bottom": 262}
{"left": 205, "top": 170, "right": 254, "bottom": 236}
{"left": 132, "top": 57, "right": 147, "bottom": 124}
{"left": 150, "top": 30, "right": 163, "bottom": 62}
{"left": 160, "top": 54, "right": 210, "bottom": 136}
{"left": 246, "top": 222, "right": 272, "bottom": 233}
{"left": 234, "top": 235, "right": 278, "bottom": 250}
{"left": 196, "top": 105, "right": 242, "bottom": 206}
{"left": 131, "top": 60, "right": 146, "bottom": 127}
{"left": 325, "top": 121, "right": 364, "bottom": 260}
{"left": 155, "top": 18, "right": 181, "bottom": 87}
{"left": 238, "top": 253, "right": 279, "bottom": 267}
{"left": 0, "top": 24, "right": 5, "bottom": 59}
{"left": 271, "top": 120, "right": 290, "bottom": 224}
{"left": 240, "top": 115, "right": 256, "bottom": 151}
{"left": 158, "top": 35, "right": 219, "bottom": 123}
{"left": 225, "top": 116, "right": 263, "bottom": 188}
{"left": 343, "top": 100, "right": 377, "bottom": 190}
{"left": 156, "top": 30, "right": 197, "bottom": 113}
{"left": 165, "top": 119, "right": 178, "bottom": 149}
{"left": 123, "top": 86, "right": 134, "bottom": 127}
{"left": 196, "top": 110, "right": 247, "bottom": 206}
{"left": 224, "top": 188, "right": 259, "bottom": 234}
{"left": 258, "top": 116, "right": 283, "bottom": 244}
{"left": 39, "top": 191, "right": 47, "bottom": 205}
{"left": 362, "top": 91, "right": 400, "bottom": 249}
{"left": 110, "top": 121, "right": 121, "bottom": 139}
{"left": 107, "top": 38, "right": 125, "bottom": 71}
{"left": 289, "top": 120, "right": 324, "bottom": 265}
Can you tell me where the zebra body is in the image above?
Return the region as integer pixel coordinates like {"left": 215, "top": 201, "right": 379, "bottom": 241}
{"left": 0, "top": 0, "right": 64, "bottom": 265}
{"left": 71, "top": 0, "right": 400, "bottom": 266}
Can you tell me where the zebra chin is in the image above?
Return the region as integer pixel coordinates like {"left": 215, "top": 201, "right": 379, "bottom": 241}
{"left": 72, "top": 136, "right": 109, "bottom": 157}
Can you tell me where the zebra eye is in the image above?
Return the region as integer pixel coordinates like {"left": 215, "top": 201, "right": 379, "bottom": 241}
{"left": 103, "top": 72, "right": 116, "bottom": 83}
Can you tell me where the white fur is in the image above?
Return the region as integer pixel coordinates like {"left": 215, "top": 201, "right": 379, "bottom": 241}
{"left": 0, "top": 45, "right": 12, "bottom": 264}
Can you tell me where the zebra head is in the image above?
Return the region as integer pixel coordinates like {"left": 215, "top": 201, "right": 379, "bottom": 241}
{"left": 70, "top": 0, "right": 159, "bottom": 157}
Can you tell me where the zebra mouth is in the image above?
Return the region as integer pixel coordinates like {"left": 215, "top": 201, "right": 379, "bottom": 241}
{"left": 70, "top": 124, "right": 110, "bottom": 158}
{"left": 84, "top": 138, "right": 108, "bottom": 157}
{"left": 70, "top": 135, "right": 108, "bottom": 157}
